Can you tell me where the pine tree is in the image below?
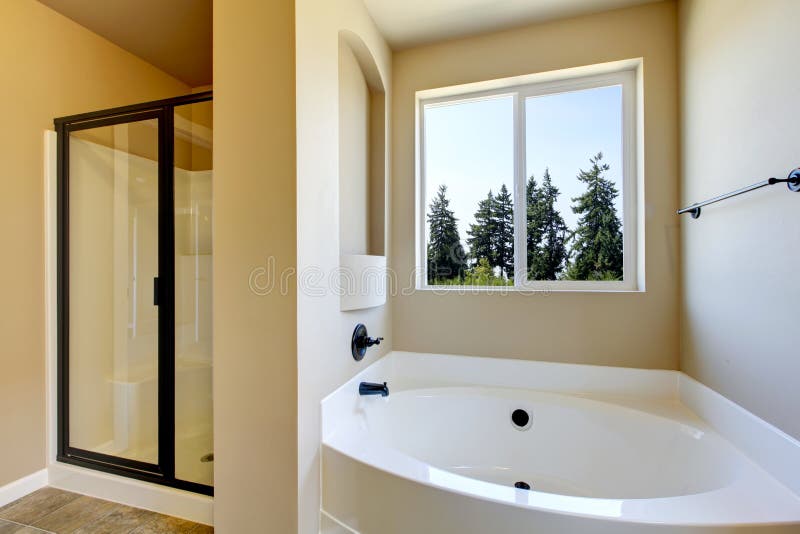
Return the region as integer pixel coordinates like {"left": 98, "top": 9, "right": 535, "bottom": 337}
{"left": 527, "top": 169, "right": 569, "bottom": 280}
{"left": 526, "top": 176, "right": 543, "bottom": 275}
{"left": 493, "top": 184, "right": 514, "bottom": 279}
{"left": 466, "top": 191, "right": 496, "bottom": 267}
{"left": 427, "top": 185, "right": 466, "bottom": 283}
{"left": 564, "top": 153, "right": 623, "bottom": 281}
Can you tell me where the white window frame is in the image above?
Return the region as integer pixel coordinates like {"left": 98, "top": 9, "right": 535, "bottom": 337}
{"left": 416, "top": 60, "right": 642, "bottom": 292}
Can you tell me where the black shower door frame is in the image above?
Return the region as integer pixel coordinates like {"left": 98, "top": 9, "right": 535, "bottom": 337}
{"left": 55, "top": 91, "right": 212, "bottom": 496}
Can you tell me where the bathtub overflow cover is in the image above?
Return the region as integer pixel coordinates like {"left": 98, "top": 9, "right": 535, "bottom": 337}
{"left": 511, "top": 408, "right": 532, "bottom": 430}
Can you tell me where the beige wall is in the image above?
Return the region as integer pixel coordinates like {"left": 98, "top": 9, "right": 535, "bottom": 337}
{"left": 368, "top": 78, "right": 387, "bottom": 257}
{"left": 296, "top": 0, "right": 392, "bottom": 532}
{"left": 0, "top": 0, "right": 189, "bottom": 487}
{"left": 679, "top": 0, "right": 800, "bottom": 439}
{"left": 391, "top": 1, "right": 680, "bottom": 369}
{"left": 212, "top": 0, "right": 297, "bottom": 531}
{"left": 338, "top": 43, "right": 371, "bottom": 255}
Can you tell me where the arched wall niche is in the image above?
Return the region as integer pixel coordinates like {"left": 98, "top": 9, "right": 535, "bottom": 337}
{"left": 338, "top": 29, "right": 386, "bottom": 259}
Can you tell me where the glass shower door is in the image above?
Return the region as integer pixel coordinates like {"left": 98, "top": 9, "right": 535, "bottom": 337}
{"left": 173, "top": 100, "right": 213, "bottom": 486}
{"left": 57, "top": 92, "right": 213, "bottom": 495}
{"left": 65, "top": 112, "right": 162, "bottom": 470}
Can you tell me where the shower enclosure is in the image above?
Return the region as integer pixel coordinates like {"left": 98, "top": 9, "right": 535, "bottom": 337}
{"left": 55, "top": 92, "right": 213, "bottom": 495}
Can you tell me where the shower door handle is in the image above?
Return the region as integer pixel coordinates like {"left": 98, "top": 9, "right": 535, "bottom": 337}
{"left": 154, "top": 277, "right": 159, "bottom": 306}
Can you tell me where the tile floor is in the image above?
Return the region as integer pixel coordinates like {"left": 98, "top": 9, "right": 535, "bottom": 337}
{"left": 0, "top": 488, "right": 212, "bottom": 534}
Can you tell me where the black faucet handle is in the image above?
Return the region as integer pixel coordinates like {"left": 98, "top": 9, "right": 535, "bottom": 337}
{"left": 352, "top": 324, "right": 385, "bottom": 361}
{"left": 366, "top": 336, "right": 384, "bottom": 347}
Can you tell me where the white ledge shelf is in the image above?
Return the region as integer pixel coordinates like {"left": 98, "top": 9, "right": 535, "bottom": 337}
{"left": 339, "top": 254, "right": 387, "bottom": 311}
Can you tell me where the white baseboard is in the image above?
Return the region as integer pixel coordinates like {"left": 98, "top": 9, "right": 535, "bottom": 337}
{"left": 48, "top": 463, "right": 213, "bottom": 526}
{"left": 0, "top": 469, "right": 48, "bottom": 508}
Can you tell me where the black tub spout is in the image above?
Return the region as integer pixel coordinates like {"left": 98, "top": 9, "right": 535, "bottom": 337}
{"left": 359, "top": 381, "right": 389, "bottom": 397}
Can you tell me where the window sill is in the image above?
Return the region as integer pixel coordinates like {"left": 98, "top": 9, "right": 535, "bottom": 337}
{"left": 414, "top": 285, "right": 644, "bottom": 294}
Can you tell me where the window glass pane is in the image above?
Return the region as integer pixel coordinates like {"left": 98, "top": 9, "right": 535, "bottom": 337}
{"left": 525, "top": 85, "right": 624, "bottom": 281}
{"left": 424, "top": 96, "right": 514, "bottom": 286}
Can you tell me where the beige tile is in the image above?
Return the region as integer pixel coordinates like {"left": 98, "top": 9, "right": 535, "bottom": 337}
{"left": 0, "top": 518, "right": 51, "bottom": 533}
{"left": 33, "top": 495, "right": 116, "bottom": 534}
{"left": 129, "top": 514, "right": 199, "bottom": 534}
{"left": 0, "top": 489, "right": 208, "bottom": 534}
{"left": 0, "top": 520, "right": 23, "bottom": 534}
{"left": 72, "top": 505, "right": 158, "bottom": 534}
{"left": 0, "top": 488, "right": 65, "bottom": 515}
{"left": 0, "top": 488, "right": 80, "bottom": 525}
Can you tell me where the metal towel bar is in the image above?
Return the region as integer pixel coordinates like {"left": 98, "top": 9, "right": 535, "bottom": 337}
{"left": 677, "top": 168, "right": 800, "bottom": 219}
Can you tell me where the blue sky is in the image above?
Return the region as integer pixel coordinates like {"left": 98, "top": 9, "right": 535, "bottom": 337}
{"left": 424, "top": 85, "right": 623, "bottom": 247}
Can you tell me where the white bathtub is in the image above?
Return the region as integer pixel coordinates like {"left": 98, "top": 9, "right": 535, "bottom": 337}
{"left": 321, "top": 353, "right": 800, "bottom": 533}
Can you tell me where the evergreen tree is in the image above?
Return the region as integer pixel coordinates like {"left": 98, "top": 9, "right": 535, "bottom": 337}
{"left": 564, "top": 153, "right": 623, "bottom": 281}
{"left": 527, "top": 169, "right": 569, "bottom": 280}
{"left": 426, "top": 185, "right": 466, "bottom": 283}
{"left": 493, "top": 184, "right": 514, "bottom": 279}
{"left": 466, "top": 191, "right": 496, "bottom": 267}
{"left": 462, "top": 257, "right": 497, "bottom": 286}
{"left": 526, "top": 176, "right": 543, "bottom": 275}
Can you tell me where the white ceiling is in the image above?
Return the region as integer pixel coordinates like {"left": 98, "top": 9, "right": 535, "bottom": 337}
{"left": 363, "top": 0, "right": 660, "bottom": 49}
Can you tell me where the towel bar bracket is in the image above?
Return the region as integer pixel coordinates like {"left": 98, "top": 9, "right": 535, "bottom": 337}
{"left": 784, "top": 168, "right": 800, "bottom": 192}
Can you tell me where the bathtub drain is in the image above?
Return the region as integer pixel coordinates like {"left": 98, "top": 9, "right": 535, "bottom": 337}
{"left": 514, "top": 481, "right": 531, "bottom": 490}
{"left": 511, "top": 408, "right": 532, "bottom": 430}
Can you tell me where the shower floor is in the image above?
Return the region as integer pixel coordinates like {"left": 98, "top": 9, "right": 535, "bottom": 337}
{"left": 100, "top": 431, "right": 213, "bottom": 487}
{"left": 175, "top": 431, "right": 214, "bottom": 487}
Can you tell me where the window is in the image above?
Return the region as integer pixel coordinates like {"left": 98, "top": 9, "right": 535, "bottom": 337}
{"left": 417, "top": 66, "right": 639, "bottom": 290}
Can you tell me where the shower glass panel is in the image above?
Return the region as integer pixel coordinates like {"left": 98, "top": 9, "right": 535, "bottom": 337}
{"left": 68, "top": 117, "right": 160, "bottom": 466}
{"left": 173, "top": 101, "right": 213, "bottom": 486}
{"left": 57, "top": 92, "right": 213, "bottom": 495}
